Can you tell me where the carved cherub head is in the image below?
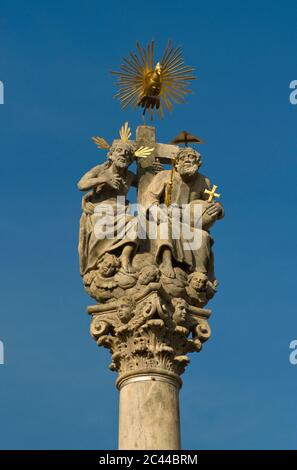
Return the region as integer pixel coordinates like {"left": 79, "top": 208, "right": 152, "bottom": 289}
{"left": 98, "top": 254, "right": 120, "bottom": 278}
{"left": 138, "top": 265, "right": 160, "bottom": 285}
{"left": 188, "top": 272, "right": 208, "bottom": 292}
{"left": 117, "top": 297, "right": 136, "bottom": 324}
{"left": 172, "top": 298, "right": 188, "bottom": 326}
{"left": 175, "top": 147, "right": 202, "bottom": 177}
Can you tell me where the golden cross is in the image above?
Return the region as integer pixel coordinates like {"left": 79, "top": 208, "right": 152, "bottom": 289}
{"left": 204, "top": 185, "right": 221, "bottom": 202}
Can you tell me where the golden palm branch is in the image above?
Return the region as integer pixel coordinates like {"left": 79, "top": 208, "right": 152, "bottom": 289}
{"left": 119, "top": 122, "right": 131, "bottom": 142}
{"left": 112, "top": 40, "right": 196, "bottom": 118}
{"left": 92, "top": 136, "right": 110, "bottom": 149}
{"left": 134, "top": 146, "right": 155, "bottom": 158}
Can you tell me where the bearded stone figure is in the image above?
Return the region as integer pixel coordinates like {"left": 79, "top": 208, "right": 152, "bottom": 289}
{"left": 145, "top": 147, "right": 224, "bottom": 280}
{"left": 78, "top": 141, "right": 138, "bottom": 276}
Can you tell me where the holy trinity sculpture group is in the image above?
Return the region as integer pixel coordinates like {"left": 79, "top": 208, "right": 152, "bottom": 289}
{"left": 77, "top": 42, "right": 224, "bottom": 380}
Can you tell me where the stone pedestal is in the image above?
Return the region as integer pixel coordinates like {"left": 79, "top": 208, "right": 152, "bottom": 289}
{"left": 88, "top": 290, "right": 211, "bottom": 450}
{"left": 117, "top": 371, "right": 182, "bottom": 450}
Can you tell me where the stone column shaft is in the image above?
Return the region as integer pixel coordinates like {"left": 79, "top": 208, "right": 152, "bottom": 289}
{"left": 117, "top": 372, "right": 181, "bottom": 450}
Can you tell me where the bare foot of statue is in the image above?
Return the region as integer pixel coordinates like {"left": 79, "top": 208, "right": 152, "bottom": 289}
{"left": 160, "top": 260, "right": 175, "bottom": 278}
{"left": 120, "top": 244, "right": 137, "bottom": 274}
{"left": 120, "top": 256, "right": 137, "bottom": 274}
{"left": 160, "top": 248, "right": 175, "bottom": 278}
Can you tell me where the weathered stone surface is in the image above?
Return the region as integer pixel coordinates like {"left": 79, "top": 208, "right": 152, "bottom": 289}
{"left": 78, "top": 126, "right": 222, "bottom": 377}
{"left": 118, "top": 373, "right": 181, "bottom": 450}
{"left": 89, "top": 290, "right": 211, "bottom": 379}
{"left": 77, "top": 123, "right": 223, "bottom": 449}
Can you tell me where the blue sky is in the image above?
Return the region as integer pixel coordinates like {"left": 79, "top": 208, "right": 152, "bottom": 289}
{"left": 0, "top": 0, "right": 296, "bottom": 449}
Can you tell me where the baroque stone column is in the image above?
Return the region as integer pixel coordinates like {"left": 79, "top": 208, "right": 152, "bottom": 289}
{"left": 88, "top": 291, "right": 211, "bottom": 450}
{"left": 78, "top": 123, "right": 222, "bottom": 449}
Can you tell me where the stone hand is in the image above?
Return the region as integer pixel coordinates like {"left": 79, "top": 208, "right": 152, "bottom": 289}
{"left": 108, "top": 175, "right": 122, "bottom": 190}
{"left": 206, "top": 203, "right": 222, "bottom": 218}
{"left": 151, "top": 160, "right": 163, "bottom": 174}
